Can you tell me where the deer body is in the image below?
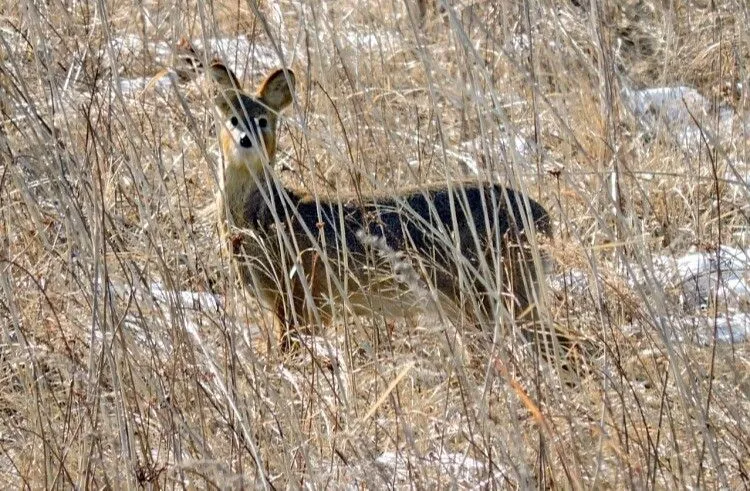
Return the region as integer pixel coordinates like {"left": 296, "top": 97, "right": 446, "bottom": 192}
{"left": 211, "top": 64, "right": 551, "bottom": 344}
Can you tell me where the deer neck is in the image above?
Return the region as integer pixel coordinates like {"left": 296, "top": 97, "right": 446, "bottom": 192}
{"left": 220, "top": 157, "right": 275, "bottom": 230}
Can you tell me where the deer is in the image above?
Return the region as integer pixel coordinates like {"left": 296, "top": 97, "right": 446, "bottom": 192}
{"left": 201, "top": 59, "right": 551, "bottom": 349}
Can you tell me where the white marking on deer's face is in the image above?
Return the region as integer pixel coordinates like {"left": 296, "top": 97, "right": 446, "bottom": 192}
{"left": 216, "top": 91, "right": 277, "bottom": 174}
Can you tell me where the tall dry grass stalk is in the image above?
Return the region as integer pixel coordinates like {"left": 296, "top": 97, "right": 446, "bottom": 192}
{"left": 0, "top": 0, "right": 748, "bottom": 487}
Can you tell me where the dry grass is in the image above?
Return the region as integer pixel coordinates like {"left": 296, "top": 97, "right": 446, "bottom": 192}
{"left": 1, "top": 0, "right": 749, "bottom": 488}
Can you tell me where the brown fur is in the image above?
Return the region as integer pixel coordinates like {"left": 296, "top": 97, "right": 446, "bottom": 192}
{"left": 210, "top": 64, "right": 551, "bottom": 346}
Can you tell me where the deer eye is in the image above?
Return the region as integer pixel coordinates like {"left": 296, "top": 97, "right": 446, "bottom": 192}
{"left": 258, "top": 117, "right": 268, "bottom": 129}
{"left": 230, "top": 116, "right": 239, "bottom": 127}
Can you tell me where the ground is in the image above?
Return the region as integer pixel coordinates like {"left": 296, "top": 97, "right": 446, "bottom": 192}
{"left": 0, "top": 0, "right": 749, "bottom": 488}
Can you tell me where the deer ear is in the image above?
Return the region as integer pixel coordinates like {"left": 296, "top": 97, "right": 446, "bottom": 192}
{"left": 206, "top": 61, "right": 242, "bottom": 91}
{"left": 258, "top": 69, "right": 295, "bottom": 111}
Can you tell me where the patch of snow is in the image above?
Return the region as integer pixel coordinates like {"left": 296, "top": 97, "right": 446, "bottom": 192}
{"left": 109, "top": 35, "right": 286, "bottom": 82}
{"left": 110, "top": 33, "right": 144, "bottom": 54}
{"left": 375, "top": 450, "right": 498, "bottom": 486}
{"left": 638, "top": 248, "right": 750, "bottom": 343}
{"left": 294, "top": 334, "right": 345, "bottom": 366}
{"left": 508, "top": 33, "right": 530, "bottom": 52}
{"left": 555, "top": 251, "right": 750, "bottom": 344}
{"left": 621, "top": 85, "right": 736, "bottom": 151}
{"left": 548, "top": 269, "right": 590, "bottom": 296}
{"left": 670, "top": 247, "right": 750, "bottom": 311}
{"left": 638, "top": 314, "right": 750, "bottom": 345}
{"left": 148, "top": 282, "right": 222, "bottom": 312}
{"left": 118, "top": 77, "right": 150, "bottom": 95}
{"left": 461, "top": 132, "right": 531, "bottom": 158}
{"left": 343, "top": 30, "right": 399, "bottom": 52}
{"left": 103, "top": 279, "right": 228, "bottom": 348}
{"left": 199, "top": 36, "right": 283, "bottom": 78}
{"left": 118, "top": 72, "right": 175, "bottom": 96}
{"left": 106, "top": 279, "right": 223, "bottom": 313}
{"left": 725, "top": 160, "right": 750, "bottom": 186}
{"left": 110, "top": 34, "right": 171, "bottom": 61}
{"left": 706, "top": 313, "right": 750, "bottom": 344}
{"left": 724, "top": 160, "right": 750, "bottom": 211}
{"left": 459, "top": 132, "right": 534, "bottom": 175}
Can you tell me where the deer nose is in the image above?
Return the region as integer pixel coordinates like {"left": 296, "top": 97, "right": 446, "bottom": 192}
{"left": 239, "top": 134, "right": 252, "bottom": 148}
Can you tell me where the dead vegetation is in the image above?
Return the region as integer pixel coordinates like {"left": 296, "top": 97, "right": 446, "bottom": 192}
{"left": 1, "top": 0, "right": 749, "bottom": 488}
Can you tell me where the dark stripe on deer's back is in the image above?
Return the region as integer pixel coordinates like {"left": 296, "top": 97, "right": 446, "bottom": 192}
{"left": 244, "top": 182, "right": 549, "bottom": 258}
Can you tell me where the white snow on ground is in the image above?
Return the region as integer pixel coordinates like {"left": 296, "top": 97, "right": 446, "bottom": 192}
{"left": 110, "top": 34, "right": 282, "bottom": 69}
{"left": 548, "top": 268, "right": 590, "bottom": 296}
{"left": 118, "top": 72, "right": 176, "bottom": 96}
{"left": 725, "top": 160, "right": 750, "bottom": 189}
{"left": 373, "top": 450, "right": 505, "bottom": 487}
{"left": 148, "top": 281, "right": 222, "bottom": 312}
{"left": 553, "top": 246, "right": 750, "bottom": 344}
{"left": 624, "top": 313, "right": 750, "bottom": 346}
{"left": 615, "top": 82, "right": 750, "bottom": 342}
{"left": 621, "top": 85, "right": 738, "bottom": 150}
{"left": 459, "top": 131, "right": 533, "bottom": 175}
{"left": 302, "top": 449, "right": 510, "bottom": 488}
{"left": 112, "top": 35, "right": 287, "bottom": 97}
{"left": 106, "top": 280, "right": 223, "bottom": 313}
{"left": 110, "top": 33, "right": 171, "bottom": 60}
{"left": 200, "top": 36, "right": 282, "bottom": 75}
{"left": 663, "top": 246, "right": 750, "bottom": 311}
{"left": 667, "top": 247, "right": 750, "bottom": 343}
{"left": 101, "top": 279, "right": 238, "bottom": 352}
{"left": 698, "top": 313, "right": 750, "bottom": 344}
{"left": 343, "top": 30, "right": 399, "bottom": 52}
{"left": 724, "top": 161, "right": 750, "bottom": 232}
